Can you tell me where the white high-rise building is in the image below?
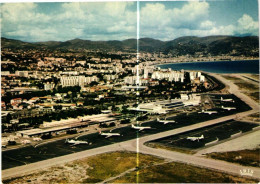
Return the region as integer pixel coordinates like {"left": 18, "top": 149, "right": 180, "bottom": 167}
{"left": 60, "top": 75, "right": 99, "bottom": 87}
{"left": 200, "top": 75, "right": 205, "bottom": 82}
{"left": 151, "top": 70, "right": 185, "bottom": 82}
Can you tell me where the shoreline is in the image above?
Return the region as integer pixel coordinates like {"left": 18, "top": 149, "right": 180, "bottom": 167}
{"left": 154, "top": 59, "right": 259, "bottom": 74}
{"left": 156, "top": 58, "right": 259, "bottom": 66}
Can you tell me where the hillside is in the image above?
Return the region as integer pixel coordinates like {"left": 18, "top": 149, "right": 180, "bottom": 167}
{"left": 1, "top": 36, "right": 259, "bottom": 56}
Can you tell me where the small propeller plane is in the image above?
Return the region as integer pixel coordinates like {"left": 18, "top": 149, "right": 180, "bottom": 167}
{"left": 198, "top": 110, "right": 218, "bottom": 115}
{"left": 187, "top": 135, "right": 204, "bottom": 141}
{"left": 221, "top": 97, "right": 234, "bottom": 102}
{"left": 65, "top": 139, "right": 89, "bottom": 145}
{"left": 221, "top": 106, "right": 236, "bottom": 111}
{"left": 157, "top": 118, "right": 176, "bottom": 124}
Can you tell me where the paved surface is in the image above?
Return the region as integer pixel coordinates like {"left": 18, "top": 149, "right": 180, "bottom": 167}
{"left": 195, "top": 129, "right": 260, "bottom": 155}
{"left": 3, "top": 111, "right": 260, "bottom": 180}
{"left": 126, "top": 142, "right": 260, "bottom": 180}
{"left": 212, "top": 74, "right": 259, "bottom": 111}
{"left": 2, "top": 73, "right": 260, "bottom": 181}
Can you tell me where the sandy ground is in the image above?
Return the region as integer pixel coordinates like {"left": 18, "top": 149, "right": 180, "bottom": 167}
{"left": 4, "top": 160, "right": 90, "bottom": 184}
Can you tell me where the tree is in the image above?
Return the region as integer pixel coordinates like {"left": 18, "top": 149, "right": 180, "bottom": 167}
{"left": 6, "top": 113, "right": 12, "bottom": 124}
{"left": 54, "top": 105, "right": 62, "bottom": 111}
{"left": 90, "top": 81, "right": 99, "bottom": 86}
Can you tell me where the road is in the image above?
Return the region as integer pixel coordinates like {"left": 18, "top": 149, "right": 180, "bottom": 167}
{"left": 2, "top": 73, "right": 260, "bottom": 181}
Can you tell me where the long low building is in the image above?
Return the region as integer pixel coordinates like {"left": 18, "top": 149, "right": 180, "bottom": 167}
{"left": 129, "top": 95, "right": 201, "bottom": 114}
{"left": 16, "top": 122, "right": 89, "bottom": 138}
{"left": 16, "top": 113, "right": 118, "bottom": 138}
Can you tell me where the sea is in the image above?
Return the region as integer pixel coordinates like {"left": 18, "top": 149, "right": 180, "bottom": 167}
{"left": 158, "top": 60, "right": 259, "bottom": 74}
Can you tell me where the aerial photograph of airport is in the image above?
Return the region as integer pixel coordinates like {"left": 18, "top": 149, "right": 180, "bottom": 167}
{"left": 0, "top": 0, "right": 259, "bottom": 183}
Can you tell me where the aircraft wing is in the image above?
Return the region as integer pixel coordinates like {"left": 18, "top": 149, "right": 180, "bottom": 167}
{"left": 105, "top": 135, "right": 112, "bottom": 138}
{"left": 187, "top": 138, "right": 195, "bottom": 141}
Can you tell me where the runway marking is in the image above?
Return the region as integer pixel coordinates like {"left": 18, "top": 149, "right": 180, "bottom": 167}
{"left": 4, "top": 155, "right": 28, "bottom": 165}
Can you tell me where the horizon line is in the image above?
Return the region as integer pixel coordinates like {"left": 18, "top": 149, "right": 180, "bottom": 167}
{"left": 2, "top": 35, "right": 259, "bottom": 43}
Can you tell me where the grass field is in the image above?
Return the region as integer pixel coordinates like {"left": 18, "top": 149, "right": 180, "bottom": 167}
{"left": 3, "top": 151, "right": 164, "bottom": 184}
{"left": 112, "top": 161, "right": 257, "bottom": 183}
{"left": 249, "top": 113, "right": 260, "bottom": 118}
{"left": 222, "top": 74, "right": 259, "bottom": 91}
{"left": 235, "top": 82, "right": 259, "bottom": 91}
{"left": 222, "top": 75, "right": 240, "bottom": 82}
{"left": 245, "top": 92, "right": 259, "bottom": 103}
{"left": 82, "top": 152, "right": 164, "bottom": 183}
{"left": 4, "top": 151, "right": 257, "bottom": 183}
{"left": 206, "top": 149, "right": 260, "bottom": 167}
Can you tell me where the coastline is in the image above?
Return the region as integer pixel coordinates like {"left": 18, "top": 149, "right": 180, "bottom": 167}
{"left": 156, "top": 58, "right": 259, "bottom": 66}
{"left": 154, "top": 59, "right": 259, "bottom": 74}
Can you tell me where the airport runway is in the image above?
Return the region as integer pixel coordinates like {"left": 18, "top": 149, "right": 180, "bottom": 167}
{"left": 212, "top": 73, "right": 259, "bottom": 111}
{"left": 2, "top": 73, "right": 259, "bottom": 180}
{"left": 3, "top": 108, "right": 260, "bottom": 180}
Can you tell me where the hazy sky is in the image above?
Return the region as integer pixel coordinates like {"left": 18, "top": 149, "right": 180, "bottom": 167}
{"left": 1, "top": 0, "right": 259, "bottom": 42}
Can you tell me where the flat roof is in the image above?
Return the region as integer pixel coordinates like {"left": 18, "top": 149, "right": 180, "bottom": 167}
{"left": 17, "top": 122, "right": 88, "bottom": 136}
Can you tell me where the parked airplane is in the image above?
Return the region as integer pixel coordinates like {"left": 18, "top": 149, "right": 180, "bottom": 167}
{"left": 21, "top": 140, "right": 31, "bottom": 144}
{"left": 221, "top": 106, "right": 236, "bottom": 111}
{"left": 221, "top": 97, "right": 234, "bottom": 102}
{"left": 99, "top": 131, "right": 121, "bottom": 138}
{"left": 157, "top": 118, "right": 176, "bottom": 124}
{"left": 131, "top": 124, "right": 152, "bottom": 131}
{"left": 198, "top": 110, "right": 218, "bottom": 115}
{"left": 187, "top": 135, "right": 204, "bottom": 141}
{"left": 65, "top": 139, "right": 89, "bottom": 145}
{"left": 33, "top": 137, "right": 42, "bottom": 141}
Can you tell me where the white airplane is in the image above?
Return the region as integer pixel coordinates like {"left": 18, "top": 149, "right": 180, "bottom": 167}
{"left": 33, "top": 137, "right": 42, "bottom": 141}
{"left": 131, "top": 124, "right": 152, "bottom": 131}
{"left": 157, "top": 118, "right": 176, "bottom": 124}
{"left": 187, "top": 135, "right": 204, "bottom": 141}
{"left": 65, "top": 139, "right": 89, "bottom": 145}
{"left": 198, "top": 110, "right": 218, "bottom": 115}
{"left": 21, "top": 140, "right": 31, "bottom": 144}
{"left": 221, "top": 106, "right": 236, "bottom": 111}
{"left": 221, "top": 97, "right": 234, "bottom": 102}
{"left": 99, "top": 131, "right": 121, "bottom": 138}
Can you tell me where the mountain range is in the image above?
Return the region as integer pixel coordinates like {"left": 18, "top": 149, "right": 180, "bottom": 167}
{"left": 1, "top": 36, "right": 259, "bottom": 56}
